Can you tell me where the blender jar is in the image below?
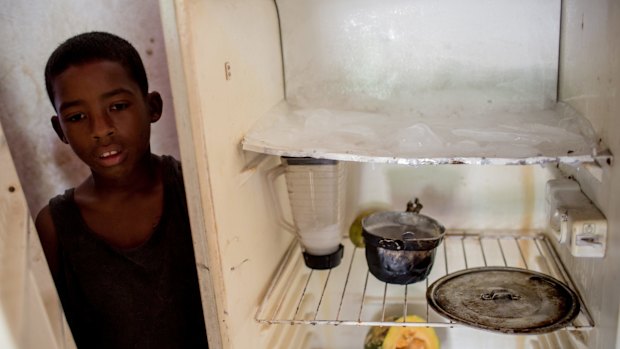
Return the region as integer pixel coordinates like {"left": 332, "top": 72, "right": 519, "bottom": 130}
{"left": 282, "top": 157, "right": 346, "bottom": 269}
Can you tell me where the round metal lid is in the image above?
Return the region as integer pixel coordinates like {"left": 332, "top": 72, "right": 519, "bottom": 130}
{"left": 426, "top": 267, "right": 580, "bottom": 334}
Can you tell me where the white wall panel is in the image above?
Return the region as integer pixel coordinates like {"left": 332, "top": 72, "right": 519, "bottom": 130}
{"left": 278, "top": 0, "right": 561, "bottom": 114}
{"left": 558, "top": 0, "right": 620, "bottom": 348}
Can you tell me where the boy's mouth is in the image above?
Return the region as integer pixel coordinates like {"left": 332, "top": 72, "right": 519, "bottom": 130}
{"left": 97, "top": 149, "right": 124, "bottom": 167}
{"left": 99, "top": 150, "right": 119, "bottom": 159}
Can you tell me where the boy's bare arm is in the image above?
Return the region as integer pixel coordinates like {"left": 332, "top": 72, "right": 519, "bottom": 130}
{"left": 35, "top": 206, "right": 60, "bottom": 279}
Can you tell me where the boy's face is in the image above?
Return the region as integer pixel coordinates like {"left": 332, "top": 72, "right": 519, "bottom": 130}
{"left": 50, "top": 60, "right": 162, "bottom": 179}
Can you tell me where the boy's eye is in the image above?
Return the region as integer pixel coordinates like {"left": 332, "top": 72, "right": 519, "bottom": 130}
{"left": 66, "top": 113, "right": 86, "bottom": 122}
{"left": 110, "top": 102, "right": 129, "bottom": 112}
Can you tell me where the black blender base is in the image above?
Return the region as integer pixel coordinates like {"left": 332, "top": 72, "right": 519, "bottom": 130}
{"left": 303, "top": 244, "right": 344, "bottom": 270}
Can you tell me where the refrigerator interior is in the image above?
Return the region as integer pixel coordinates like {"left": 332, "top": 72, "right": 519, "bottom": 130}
{"left": 159, "top": 0, "right": 620, "bottom": 348}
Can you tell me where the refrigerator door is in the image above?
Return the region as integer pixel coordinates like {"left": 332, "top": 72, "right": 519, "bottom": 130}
{"left": 0, "top": 121, "right": 76, "bottom": 349}
{"left": 160, "top": 1, "right": 291, "bottom": 348}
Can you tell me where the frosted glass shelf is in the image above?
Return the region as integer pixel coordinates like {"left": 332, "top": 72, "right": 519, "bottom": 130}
{"left": 242, "top": 100, "right": 612, "bottom": 165}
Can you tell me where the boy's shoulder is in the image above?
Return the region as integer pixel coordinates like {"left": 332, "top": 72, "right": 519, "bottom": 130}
{"left": 35, "top": 204, "right": 60, "bottom": 277}
{"left": 161, "top": 154, "right": 181, "bottom": 168}
{"left": 160, "top": 154, "right": 184, "bottom": 180}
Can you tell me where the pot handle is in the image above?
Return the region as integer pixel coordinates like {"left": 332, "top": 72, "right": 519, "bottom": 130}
{"left": 481, "top": 289, "right": 521, "bottom": 301}
{"left": 406, "top": 198, "right": 423, "bottom": 214}
{"left": 266, "top": 164, "right": 298, "bottom": 235}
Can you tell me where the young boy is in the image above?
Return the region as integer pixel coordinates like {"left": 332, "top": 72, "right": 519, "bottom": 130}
{"left": 35, "top": 32, "right": 209, "bottom": 349}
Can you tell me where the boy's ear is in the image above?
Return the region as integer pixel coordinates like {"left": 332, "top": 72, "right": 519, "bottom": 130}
{"left": 147, "top": 91, "right": 163, "bottom": 123}
{"left": 51, "top": 116, "right": 68, "bottom": 144}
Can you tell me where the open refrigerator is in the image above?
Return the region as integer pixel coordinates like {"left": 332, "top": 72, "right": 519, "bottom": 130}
{"left": 1, "top": 0, "right": 618, "bottom": 349}
{"left": 156, "top": 0, "right": 620, "bottom": 348}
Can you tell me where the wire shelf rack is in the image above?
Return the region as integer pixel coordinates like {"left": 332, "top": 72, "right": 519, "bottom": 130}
{"left": 256, "top": 231, "right": 594, "bottom": 331}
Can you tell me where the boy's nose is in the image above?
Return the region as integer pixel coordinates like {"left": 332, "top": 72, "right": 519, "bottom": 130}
{"left": 91, "top": 113, "right": 115, "bottom": 139}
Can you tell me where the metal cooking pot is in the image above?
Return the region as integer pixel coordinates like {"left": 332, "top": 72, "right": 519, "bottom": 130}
{"left": 362, "top": 199, "right": 445, "bottom": 284}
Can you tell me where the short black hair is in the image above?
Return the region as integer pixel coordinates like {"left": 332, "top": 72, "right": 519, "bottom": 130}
{"left": 44, "top": 31, "right": 148, "bottom": 108}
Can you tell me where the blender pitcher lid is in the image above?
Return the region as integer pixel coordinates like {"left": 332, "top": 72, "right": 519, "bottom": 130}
{"left": 426, "top": 267, "right": 580, "bottom": 334}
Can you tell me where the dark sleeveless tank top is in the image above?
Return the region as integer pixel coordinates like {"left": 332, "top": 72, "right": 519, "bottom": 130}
{"left": 49, "top": 156, "right": 208, "bottom": 349}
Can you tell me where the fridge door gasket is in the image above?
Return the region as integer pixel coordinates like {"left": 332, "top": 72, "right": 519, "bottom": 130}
{"left": 256, "top": 231, "right": 594, "bottom": 332}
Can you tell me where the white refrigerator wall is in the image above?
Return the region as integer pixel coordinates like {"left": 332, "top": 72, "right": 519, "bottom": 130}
{"left": 556, "top": 1, "right": 620, "bottom": 349}
{"left": 347, "top": 163, "right": 554, "bottom": 231}
{"left": 278, "top": 0, "right": 560, "bottom": 114}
